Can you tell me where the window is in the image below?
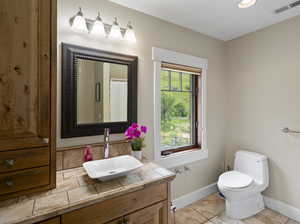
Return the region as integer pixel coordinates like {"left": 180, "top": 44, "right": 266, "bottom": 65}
{"left": 160, "top": 63, "right": 201, "bottom": 156}
{"left": 152, "top": 47, "right": 207, "bottom": 167}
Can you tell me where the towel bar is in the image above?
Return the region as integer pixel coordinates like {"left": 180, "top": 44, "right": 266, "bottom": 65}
{"left": 282, "top": 127, "right": 300, "bottom": 134}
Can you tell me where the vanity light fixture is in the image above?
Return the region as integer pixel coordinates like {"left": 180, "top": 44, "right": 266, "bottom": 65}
{"left": 69, "top": 8, "right": 137, "bottom": 43}
{"left": 238, "top": 0, "right": 257, "bottom": 8}
{"left": 70, "top": 7, "right": 88, "bottom": 33}
{"left": 109, "top": 17, "right": 123, "bottom": 41}
{"left": 90, "top": 12, "right": 106, "bottom": 36}
{"left": 124, "top": 22, "right": 137, "bottom": 43}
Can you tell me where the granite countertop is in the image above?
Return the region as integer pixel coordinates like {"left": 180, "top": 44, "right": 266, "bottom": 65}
{"left": 0, "top": 162, "right": 175, "bottom": 224}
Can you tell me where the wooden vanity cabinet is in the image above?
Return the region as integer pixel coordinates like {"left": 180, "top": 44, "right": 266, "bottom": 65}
{"left": 61, "top": 183, "right": 170, "bottom": 224}
{"left": 32, "top": 200, "right": 168, "bottom": 224}
{"left": 0, "top": 0, "right": 57, "bottom": 200}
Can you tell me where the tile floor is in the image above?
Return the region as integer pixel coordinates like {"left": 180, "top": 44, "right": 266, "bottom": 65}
{"left": 174, "top": 193, "right": 299, "bottom": 224}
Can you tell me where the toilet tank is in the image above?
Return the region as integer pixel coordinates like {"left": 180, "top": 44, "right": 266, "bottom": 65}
{"left": 234, "top": 151, "right": 269, "bottom": 186}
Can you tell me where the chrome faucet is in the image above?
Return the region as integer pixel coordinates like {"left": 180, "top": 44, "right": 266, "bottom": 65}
{"left": 103, "top": 128, "right": 110, "bottom": 159}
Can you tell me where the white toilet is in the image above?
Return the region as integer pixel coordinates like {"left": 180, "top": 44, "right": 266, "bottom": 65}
{"left": 218, "top": 151, "right": 269, "bottom": 219}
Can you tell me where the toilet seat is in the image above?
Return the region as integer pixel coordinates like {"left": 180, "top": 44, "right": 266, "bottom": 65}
{"left": 218, "top": 171, "right": 253, "bottom": 189}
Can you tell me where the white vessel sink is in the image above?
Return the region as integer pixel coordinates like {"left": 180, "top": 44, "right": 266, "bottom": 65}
{"left": 83, "top": 155, "right": 143, "bottom": 181}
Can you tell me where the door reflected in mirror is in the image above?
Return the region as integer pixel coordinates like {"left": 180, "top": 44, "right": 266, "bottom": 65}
{"left": 77, "top": 59, "right": 128, "bottom": 124}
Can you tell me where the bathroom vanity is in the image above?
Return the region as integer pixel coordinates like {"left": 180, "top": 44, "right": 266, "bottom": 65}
{"left": 0, "top": 162, "right": 175, "bottom": 224}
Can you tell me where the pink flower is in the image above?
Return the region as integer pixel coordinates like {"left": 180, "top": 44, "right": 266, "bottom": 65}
{"left": 125, "top": 123, "right": 147, "bottom": 140}
{"left": 125, "top": 127, "right": 135, "bottom": 139}
{"left": 131, "top": 123, "right": 138, "bottom": 128}
{"left": 133, "top": 129, "right": 141, "bottom": 138}
{"left": 141, "top": 125, "right": 148, "bottom": 133}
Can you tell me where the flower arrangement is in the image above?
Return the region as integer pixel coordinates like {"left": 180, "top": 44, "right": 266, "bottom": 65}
{"left": 125, "top": 123, "right": 148, "bottom": 151}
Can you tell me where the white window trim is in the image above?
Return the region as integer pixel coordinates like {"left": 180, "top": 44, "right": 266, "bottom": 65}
{"left": 152, "top": 47, "right": 208, "bottom": 169}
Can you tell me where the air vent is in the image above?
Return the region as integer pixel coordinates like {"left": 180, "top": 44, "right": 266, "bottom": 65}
{"left": 275, "top": 0, "right": 300, "bottom": 14}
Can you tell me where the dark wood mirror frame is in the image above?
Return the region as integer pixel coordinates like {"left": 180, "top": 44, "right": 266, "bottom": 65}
{"left": 61, "top": 43, "right": 138, "bottom": 138}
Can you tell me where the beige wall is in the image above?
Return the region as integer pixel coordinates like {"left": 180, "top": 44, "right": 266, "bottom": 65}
{"left": 58, "top": 0, "right": 300, "bottom": 205}
{"left": 58, "top": 0, "right": 227, "bottom": 198}
{"left": 226, "top": 16, "right": 300, "bottom": 208}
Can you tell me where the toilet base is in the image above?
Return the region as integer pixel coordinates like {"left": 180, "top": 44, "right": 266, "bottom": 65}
{"left": 225, "top": 193, "right": 265, "bottom": 219}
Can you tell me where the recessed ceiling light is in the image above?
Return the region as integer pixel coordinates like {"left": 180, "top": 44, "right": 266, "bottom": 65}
{"left": 238, "top": 0, "right": 257, "bottom": 8}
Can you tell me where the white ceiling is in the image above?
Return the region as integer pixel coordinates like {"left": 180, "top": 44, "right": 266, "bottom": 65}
{"left": 110, "top": 0, "right": 300, "bottom": 41}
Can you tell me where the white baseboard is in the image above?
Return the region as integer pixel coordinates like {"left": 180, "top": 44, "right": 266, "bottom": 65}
{"left": 172, "top": 183, "right": 218, "bottom": 210}
{"left": 264, "top": 196, "right": 300, "bottom": 222}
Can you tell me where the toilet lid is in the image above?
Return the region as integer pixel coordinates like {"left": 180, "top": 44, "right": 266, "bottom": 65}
{"left": 219, "top": 171, "right": 253, "bottom": 189}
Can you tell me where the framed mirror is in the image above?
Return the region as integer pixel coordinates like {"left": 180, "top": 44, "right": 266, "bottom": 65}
{"left": 61, "top": 43, "right": 138, "bottom": 138}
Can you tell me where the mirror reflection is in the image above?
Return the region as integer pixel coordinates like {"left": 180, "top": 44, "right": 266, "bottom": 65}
{"left": 76, "top": 59, "right": 128, "bottom": 124}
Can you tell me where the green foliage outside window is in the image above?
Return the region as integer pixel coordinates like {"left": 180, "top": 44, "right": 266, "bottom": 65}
{"left": 160, "top": 69, "right": 195, "bottom": 150}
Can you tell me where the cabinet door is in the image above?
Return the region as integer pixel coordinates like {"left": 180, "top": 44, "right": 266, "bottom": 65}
{"left": 124, "top": 201, "right": 168, "bottom": 224}
{"left": 0, "top": 0, "right": 51, "bottom": 151}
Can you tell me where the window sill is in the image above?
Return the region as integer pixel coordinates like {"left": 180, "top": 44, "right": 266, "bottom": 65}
{"left": 155, "top": 148, "right": 208, "bottom": 169}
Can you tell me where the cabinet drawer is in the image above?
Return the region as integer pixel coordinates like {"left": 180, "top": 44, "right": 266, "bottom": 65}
{"left": 0, "top": 166, "right": 49, "bottom": 195}
{"left": 0, "top": 147, "right": 49, "bottom": 173}
{"left": 62, "top": 183, "right": 167, "bottom": 224}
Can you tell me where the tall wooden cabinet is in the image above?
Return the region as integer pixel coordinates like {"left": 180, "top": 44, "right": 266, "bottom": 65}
{"left": 0, "top": 0, "right": 56, "bottom": 200}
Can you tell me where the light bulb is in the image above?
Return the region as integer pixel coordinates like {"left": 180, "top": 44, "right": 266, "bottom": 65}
{"left": 238, "top": 0, "right": 257, "bottom": 8}
{"left": 109, "top": 17, "right": 123, "bottom": 40}
{"left": 90, "top": 12, "right": 106, "bottom": 36}
{"left": 71, "top": 7, "right": 88, "bottom": 33}
{"left": 124, "top": 22, "right": 137, "bottom": 43}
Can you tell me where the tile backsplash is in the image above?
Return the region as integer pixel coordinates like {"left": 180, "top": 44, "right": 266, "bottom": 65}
{"left": 56, "top": 141, "right": 131, "bottom": 170}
